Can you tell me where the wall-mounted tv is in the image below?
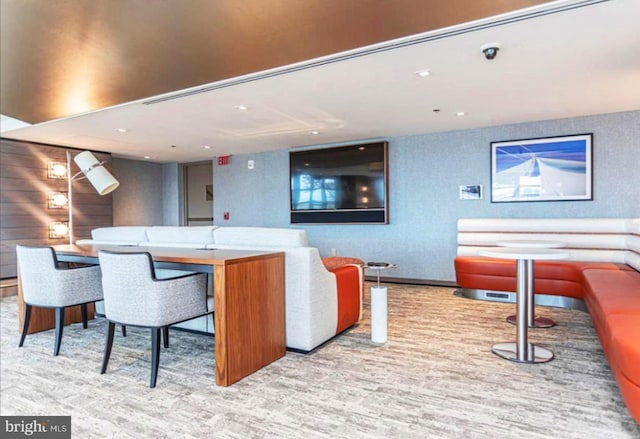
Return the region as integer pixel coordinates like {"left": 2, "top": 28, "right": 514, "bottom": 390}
{"left": 290, "top": 141, "right": 388, "bottom": 224}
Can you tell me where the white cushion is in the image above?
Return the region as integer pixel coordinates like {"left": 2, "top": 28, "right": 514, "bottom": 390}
{"left": 456, "top": 218, "right": 640, "bottom": 267}
{"left": 91, "top": 226, "right": 148, "bottom": 243}
{"left": 78, "top": 240, "right": 139, "bottom": 246}
{"left": 458, "top": 232, "right": 629, "bottom": 249}
{"left": 146, "top": 226, "right": 216, "bottom": 244}
{"left": 141, "top": 242, "right": 209, "bottom": 249}
{"left": 458, "top": 218, "right": 632, "bottom": 233}
{"left": 213, "top": 227, "right": 308, "bottom": 248}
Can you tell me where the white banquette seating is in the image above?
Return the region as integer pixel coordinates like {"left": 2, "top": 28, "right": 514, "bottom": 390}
{"left": 455, "top": 217, "right": 640, "bottom": 306}
{"left": 78, "top": 226, "right": 363, "bottom": 352}
{"left": 457, "top": 218, "right": 640, "bottom": 269}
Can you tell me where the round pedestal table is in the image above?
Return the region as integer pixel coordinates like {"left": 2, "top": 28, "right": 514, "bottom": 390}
{"left": 479, "top": 247, "right": 568, "bottom": 363}
{"left": 496, "top": 240, "right": 566, "bottom": 328}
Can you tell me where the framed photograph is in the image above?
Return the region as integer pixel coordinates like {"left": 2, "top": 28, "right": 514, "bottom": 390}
{"left": 491, "top": 134, "right": 592, "bottom": 203}
{"left": 459, "top": 184, "right": 483, "bottom": 200}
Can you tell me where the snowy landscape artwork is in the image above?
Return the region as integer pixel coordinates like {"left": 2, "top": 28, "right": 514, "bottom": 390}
{"left": 490, "top": 134, "right": 592, "bottom": 203}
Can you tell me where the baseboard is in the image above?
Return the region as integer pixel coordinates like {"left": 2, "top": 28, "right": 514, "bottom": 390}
{"left": 363, "top": 276, "right": 457, "bottom": 287}
{"left": 455, "top": 288, "right": 588, "bottom": 312}
{"left": 0, "top": 278, "right": 17, "bottom": 297}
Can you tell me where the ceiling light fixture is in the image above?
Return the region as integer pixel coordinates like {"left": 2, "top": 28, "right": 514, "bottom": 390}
{"left": 310, "top": 131, "right": 320, "bottom": 135}
{"left": 456, "top": 112, "right": 466, "bottom": 116}
{"left": 203, "top": 145, "right": 211, "bottom": 149}
{"left": 144, "top": 156, "right": 151, "bottom": 159}
{"left": 235, "top": 105, "right": 249, "bottom": 111}
{"left": 415, "top": 70, "right": 431, "bottom": 77}
{"left": 116, "top": 128, "right": 128, "bottom": 133}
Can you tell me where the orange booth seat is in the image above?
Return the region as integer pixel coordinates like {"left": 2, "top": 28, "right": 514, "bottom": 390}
{"left": 453, "top": 217, "right": 640, "bottom": 423}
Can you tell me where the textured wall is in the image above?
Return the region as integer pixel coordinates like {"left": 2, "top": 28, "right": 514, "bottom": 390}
{"left": 112, "top": 158, "right": 164, "bottom": 226}
{"left": 213, "top": 110, "right": 640, "bottom": 283}
{"left": 162, "top": 163, "right": 181, "bottom": 226}
{"left": 0, "top": 140, "right": 113, "bottom": 278}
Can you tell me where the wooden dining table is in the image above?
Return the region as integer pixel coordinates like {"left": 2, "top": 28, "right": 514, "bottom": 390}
{"left": 17, "top": 244, "right": 286, "bottom": 386}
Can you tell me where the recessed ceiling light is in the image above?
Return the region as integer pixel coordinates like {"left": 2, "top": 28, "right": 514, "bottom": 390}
{"left": 203, "top": 145, "right": 211, "bottom": 149}
{"left": 116, "top": 128, "right": 128, "bottom": 133}
{"left": 456, "top": 112, "right": 465, "bottom": 116}
{"left": 235, "top": 105, "right": 249, "bottom": 111}
{"left": 144, "top": 156, "right": 151, "bottom": 159}
{"left": 415, "top": 70, "right": 431, "bottom": 77}
{"left": 310, "top": 131, "right": 320, "bottom": 135}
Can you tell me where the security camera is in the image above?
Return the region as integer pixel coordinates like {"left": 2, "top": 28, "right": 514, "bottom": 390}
{"left": 480, "top": 43, "right": 501, "bottom": 60}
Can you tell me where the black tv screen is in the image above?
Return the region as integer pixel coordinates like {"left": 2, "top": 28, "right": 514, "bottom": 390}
{"left": 290, "top": 141, "right": 388, "bottom": 224}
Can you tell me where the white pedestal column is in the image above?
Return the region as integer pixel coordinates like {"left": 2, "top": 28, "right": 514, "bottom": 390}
{"left": 371, "top": 286, "right": 388, "bottom": 344}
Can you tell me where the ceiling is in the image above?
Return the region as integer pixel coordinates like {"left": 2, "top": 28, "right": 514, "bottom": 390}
{"left": 2, "top": 0, "right": 639, "bottom": 163}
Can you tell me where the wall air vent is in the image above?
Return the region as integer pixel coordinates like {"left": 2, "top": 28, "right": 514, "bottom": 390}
{"left": 485, "top": 291, "right": 511, "bottom": 301}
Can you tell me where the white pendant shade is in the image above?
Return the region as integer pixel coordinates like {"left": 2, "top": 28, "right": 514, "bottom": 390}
{"left": 73, "top": 151, "right": 120, "bottom": 195}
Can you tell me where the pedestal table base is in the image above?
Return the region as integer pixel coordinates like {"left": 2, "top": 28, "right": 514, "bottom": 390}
{"left": 491, "top": 342, "right": 554, "bottom": 363}
{"left": 506, "top": 314, "right": 556, "bottom": 328}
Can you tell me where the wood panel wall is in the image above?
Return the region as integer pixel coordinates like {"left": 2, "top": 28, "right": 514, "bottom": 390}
{"left": 0, "top": 138, "right": 114, "bottom": 279}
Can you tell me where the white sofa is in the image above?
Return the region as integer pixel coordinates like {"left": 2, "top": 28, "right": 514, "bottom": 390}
{"left": 78, "top": 226, "right": 363, "bottom": 352}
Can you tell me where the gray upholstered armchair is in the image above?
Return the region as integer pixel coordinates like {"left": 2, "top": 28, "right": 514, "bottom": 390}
{"left": 16, "top": 245, "right": 104, "bottom": 356}
{"left": 98, "top": 250, "right": 211, "bottom": 388}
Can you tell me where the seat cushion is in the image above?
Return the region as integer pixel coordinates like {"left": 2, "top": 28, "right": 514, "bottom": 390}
{"left": 213, "top": 227, "right": 308, "bottom": 247}
{"left": 455, "top": 257, "right": 632, "bottom": 299}
{"left": 583, "top": 269, "right": 640, "bottom": 318}
{"left": 91, "top": 226, "right": 148, "bottom": 243}
{"left": 145, "top": 226, "right": 216, "bottom": 244}
{"left": 609, "top": 314, "right": 640, "bottom": 387}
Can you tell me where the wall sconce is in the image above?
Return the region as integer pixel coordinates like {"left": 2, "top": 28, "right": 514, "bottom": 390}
{"left": 48, "top": 192, "right": 69, "bottom": 209}
{"left": 47, "top": 161, "right": 68, "bottom": 179}
{"left": 49, "top": 222, "right": 69, "bottom": 239}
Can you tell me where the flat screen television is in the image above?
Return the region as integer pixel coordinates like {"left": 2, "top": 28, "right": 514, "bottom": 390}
{"left": 290, "top": 141, "right": 388, "bottom": 224}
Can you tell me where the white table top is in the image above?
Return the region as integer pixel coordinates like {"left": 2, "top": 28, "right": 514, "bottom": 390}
{"left": 497, "top": 240, "right": 566, "bottom": 249}
{"left": 479, "top": 247, "right": 569, "bottom": 261}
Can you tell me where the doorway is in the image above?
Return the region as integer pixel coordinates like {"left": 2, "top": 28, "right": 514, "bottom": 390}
{"left": 183, "top": 161, "right": 214, "bottom": 225}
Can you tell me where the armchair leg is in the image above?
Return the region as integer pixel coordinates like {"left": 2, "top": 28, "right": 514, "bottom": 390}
{"left": 18, "top": 304, "right": 32, "bottom": 347}
{"left": 53, "top": 307, "right": 65, "bottom": 356}
{"left": 101, "top": 322, "right": 116, "bottom": 374}
{"left": 162, "top": 326, "right": 169, "bottom": 349}
{"left": 150, "top": 328, "right": 161, "bottom": 388}
{"left": 81, "top": 303, "right": 88, "bottom": 329}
